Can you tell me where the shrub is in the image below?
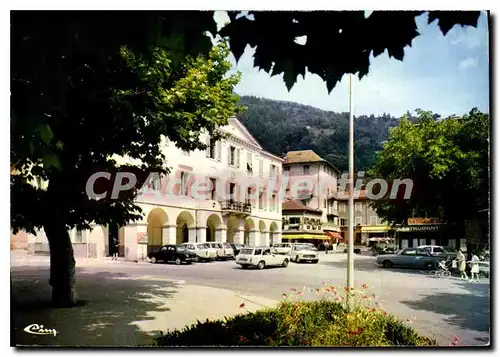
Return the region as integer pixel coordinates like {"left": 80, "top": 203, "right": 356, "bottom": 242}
{"left": 154, "top": 284, "right": 437, "bottom": 347}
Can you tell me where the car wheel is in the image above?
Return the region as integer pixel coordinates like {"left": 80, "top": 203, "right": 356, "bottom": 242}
{"left": 282, "top": 259, "right": 289, "bottom": 268}
{"left": 257, "top": 261, "right": 265, "bottom": 270}
{"left": 294, "top": 256, "right": 300, "bottom": 263}
{"left": 150, "top": 256, "right": 157, "bottom": 264}
{"left": 382, "top": 260, "right": 393, "bottom": 268}
{"left": 424, "top": 262, "right": 434, "bottom": 270}
{"left": 175, "top": 258, "right": 182, "bottom": 265}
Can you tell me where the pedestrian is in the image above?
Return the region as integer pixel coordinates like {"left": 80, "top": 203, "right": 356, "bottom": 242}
{"left": 331, "top": 241, "right": 337, "bottom": 254}
{"left": 324, "top": 241, "right": 330, "bottom": 255}
{"left": 456, "top": 249, "right": 468, "bottom": 280}
{"left": 112, "top": 237, "right": 119, "bottom": 260}
{"left": 469, "top": 252, "right": 480, "bottom": 282}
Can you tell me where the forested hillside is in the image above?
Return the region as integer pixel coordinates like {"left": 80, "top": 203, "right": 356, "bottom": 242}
{"left": 237, "top": 96, "right": 411, "bottom": 172}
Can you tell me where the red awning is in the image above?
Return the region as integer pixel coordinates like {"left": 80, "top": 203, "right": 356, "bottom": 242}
{"left": 326, "top": 231, "right": 342, "bottom": 240}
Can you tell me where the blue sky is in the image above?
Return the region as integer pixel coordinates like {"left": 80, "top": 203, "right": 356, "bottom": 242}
{"left": 215, "top": 11, "right": 489, "bottom": 118}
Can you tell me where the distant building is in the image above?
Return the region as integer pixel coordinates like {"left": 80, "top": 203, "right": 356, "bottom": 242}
{"left": 337, "top": 190, "right": 392, "bottom": 246}
{"left": 281, "top": 150, "right": 342, "bottom": 245}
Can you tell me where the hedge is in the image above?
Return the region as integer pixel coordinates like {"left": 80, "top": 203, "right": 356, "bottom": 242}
{"left": 154, "top": 284, "right": 438, "bottom": 347}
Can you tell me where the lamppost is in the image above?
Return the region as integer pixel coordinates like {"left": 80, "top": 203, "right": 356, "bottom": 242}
{"left": 346, "top": 73, "right": 355, "bottom": 308}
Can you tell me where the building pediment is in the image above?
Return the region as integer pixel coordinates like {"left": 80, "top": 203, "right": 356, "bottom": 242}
{"left": 221, "top": 117, "right": 263, "bottom": 150}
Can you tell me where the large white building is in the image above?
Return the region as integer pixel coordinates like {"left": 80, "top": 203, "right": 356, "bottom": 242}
{"left": 26, "top": 117, "right": 284, "bottom": 261}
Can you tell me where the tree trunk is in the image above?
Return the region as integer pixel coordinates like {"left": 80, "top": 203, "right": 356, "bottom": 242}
{"left": 44, "top": 221, "right": 77, "bottom": 307}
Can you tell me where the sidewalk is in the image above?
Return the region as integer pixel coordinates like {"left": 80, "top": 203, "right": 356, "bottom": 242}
{"left": 12, "top": 269, "right": 277, "bottom": 347}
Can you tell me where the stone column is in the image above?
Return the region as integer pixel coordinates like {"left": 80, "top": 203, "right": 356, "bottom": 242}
{"left": 162, "top": 225, "right": 176, "bottom": 245}
{"left": 260, "top": 231, "right": 270, "bottom": 246}
{"left": 88, "top": 224, "right": 106, "bottom": 259}
{"left": 215, "top": 227, "right": 227, "bottom": 242}
{"left": 270, "top": 231, "right": 282, "bottom": 244}
{"left": 197, "top": 226, "right": 207, "bottom": 243}
{"left": 233, "top": 228, "right": 244, "bottom": 245}
{"left": 248, "top": 230, "right": 259, "bottom": 246}
{"left": 188, "top": 227, "right": 197, "bottom": 243}
{"left": 123, "top": 224, "right": 140, "bottom": 262}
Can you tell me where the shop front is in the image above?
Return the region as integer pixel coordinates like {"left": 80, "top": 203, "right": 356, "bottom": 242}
{"left": 395, "top": 224, "right": 457, "bottom": 249}
{"left": 281, "top": 232, "right": 328, "bottom": 248}
{"left": 361, "top": 225, "right": 392, "bottom": 246}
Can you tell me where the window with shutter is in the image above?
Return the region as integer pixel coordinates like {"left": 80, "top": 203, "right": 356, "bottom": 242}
{"left": 247, "top": 152, "right": 253, "bottom": 175}
{"left": 205, "top": 135, "right": 210, "bottom": 157}
{"left": 229, "top": 146, "right": 236, "bottom": 166}
{"left": 75, "top": 230, "right": 84, "bottom": 243}
{"left": 217, "top": 141, "right": 222, "bottom": 161}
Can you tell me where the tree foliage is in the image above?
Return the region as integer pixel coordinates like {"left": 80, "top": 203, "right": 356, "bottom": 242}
{"left": 11, "top": 37, "right": 240, "bottom": 234}
{"left": 220, "top": 11, "right": 482, "bottom": 92}
{"left": 11, "top": 11, "right": 241, "bottom": 305}
{"left": 368, "top": 109, "right": 490, "bottom": 226}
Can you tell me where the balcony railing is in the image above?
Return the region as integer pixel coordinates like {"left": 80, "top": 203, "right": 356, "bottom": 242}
{"left": 220, "top": 200, "right": 251, "bottom": 214}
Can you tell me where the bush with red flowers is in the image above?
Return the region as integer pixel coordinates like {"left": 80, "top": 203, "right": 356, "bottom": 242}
{"left": 154, "top": 284, "right": 437, "bottom": 347}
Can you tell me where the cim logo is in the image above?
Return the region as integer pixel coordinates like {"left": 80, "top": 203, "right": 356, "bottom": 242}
{"left": 24, "top": 324, "right": 58, "bottom": 337}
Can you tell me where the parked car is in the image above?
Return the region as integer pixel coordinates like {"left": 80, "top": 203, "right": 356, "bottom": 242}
{"left": 376, "top": 248, "right": 444, "bottom": 270}
{"left": 178, "top": 242, "right": 216, "bottom": 262}
{"left": 372, "top": 245, "right": 396, "bottom": 256}
{"left": 205, "top": 242, "right": 229, "bottom": 260}
{"left": 271, "top": 242, "right": 293, "bottom": 255}
{"left": 236, "top": 247, "right": 290, "bottom": 269}
{"left": 290, "top": 243, "right": 319, "bottom": 263}
{"left": 221, "top": 242, "right": 235, "bottom": 259}
{"left": 229, "top": 243, "right": 247, "bottom": 256}
{"left": 148, "top": 245, "right": 197, "bottom": 265}
{"left": 417, "top": 245, "right": 457, "bottom": 259}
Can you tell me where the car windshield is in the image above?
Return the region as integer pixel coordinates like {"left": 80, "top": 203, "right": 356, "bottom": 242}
{"left": 240, "top": 248, "right": 254, "bottom": 255}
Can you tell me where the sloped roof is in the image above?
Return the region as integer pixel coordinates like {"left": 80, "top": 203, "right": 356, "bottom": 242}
{"left": 284, "top": 150, "right": 323, "bottom": 164}
{"left": 283, "top": 150, "right": 341, "bottom": 173}
{"left": 282, "top": 199, "right": 323, "bottom": 214}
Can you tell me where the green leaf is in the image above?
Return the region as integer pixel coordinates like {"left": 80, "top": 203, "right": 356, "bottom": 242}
{"left": 42, "top": 154, "right": 61, "bottom": 171}
{"left": 36, "top": 124, "right": 54, "bottom": 145}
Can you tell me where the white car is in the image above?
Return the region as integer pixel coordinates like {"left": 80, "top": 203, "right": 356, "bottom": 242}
{"left": 205, "top": 242, "right": 229, "bottom": 260}
{"left": 271, "top": 242, "right": 293, "bottom": 255}
{"left": 290, "top": 243, "right": 319, "bottom": 263}
{"left": 417, "top": 245, "right": 456, "bottom": 258}
{"left": 221, "top": 242, "right": 235, "bottom": 259}
{"left": 178, "top": 243, "right": 216, "bottom": 262}
{"left": 236, "top": 246, "right": 290, "bottom": 269}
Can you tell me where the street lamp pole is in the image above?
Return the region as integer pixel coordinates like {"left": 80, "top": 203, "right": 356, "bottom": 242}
{"left": 347, "top": 73, "right": 355, "bottom": 306}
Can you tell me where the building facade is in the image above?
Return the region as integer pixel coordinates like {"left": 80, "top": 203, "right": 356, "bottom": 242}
{"left": 26, "top": 117, "right": 283, "bottom": 261}
{"left": 281, "top": 150, "right": 342, "bottom": 244}
{"left": 337, "top": 190, "right": 392, "bottom": 245}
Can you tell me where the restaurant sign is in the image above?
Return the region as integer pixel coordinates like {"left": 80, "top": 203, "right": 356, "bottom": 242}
{"left": 408, "top": 218, "right": 443, "bottom": 225}
{"left": 396, "top": 225, "right": 443, "bottom": 232}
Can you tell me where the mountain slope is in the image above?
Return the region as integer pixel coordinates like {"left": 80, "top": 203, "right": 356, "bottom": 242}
{"left": 237, "top": 96, "right": 403, "bottom": 172}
